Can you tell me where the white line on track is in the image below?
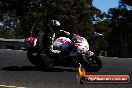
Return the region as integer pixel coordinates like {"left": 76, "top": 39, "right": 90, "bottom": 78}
{"left": 0, "top": 85, "right": 26, "bottom": 88}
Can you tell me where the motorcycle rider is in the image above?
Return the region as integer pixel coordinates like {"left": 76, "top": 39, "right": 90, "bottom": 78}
{"left": 46, "top": 20, "right": 72, "bottom": 55}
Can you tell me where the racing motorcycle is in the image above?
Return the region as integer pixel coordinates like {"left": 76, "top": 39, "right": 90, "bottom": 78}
{"left": 25, "top": 33, "right": 102, "bottom": 71}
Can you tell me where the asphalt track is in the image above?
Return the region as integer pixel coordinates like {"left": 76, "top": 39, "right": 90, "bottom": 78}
{"left": 0, "top": 49, "right": 132, "bottom": 88}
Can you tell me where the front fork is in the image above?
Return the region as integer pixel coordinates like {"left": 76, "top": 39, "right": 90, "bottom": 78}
{"left": 74, "top": 51, "right": 95, "bottom": 69}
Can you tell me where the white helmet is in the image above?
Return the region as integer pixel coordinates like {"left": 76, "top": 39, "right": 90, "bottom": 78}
{"left": 51, "top": 20, "right": 60, "bottom": 26}
{"left": 49, "top": 20, "right": 61, "bottom": 32}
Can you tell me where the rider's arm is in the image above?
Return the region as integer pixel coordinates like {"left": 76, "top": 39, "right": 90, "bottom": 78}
{"left": 51, "top": 33, "right": 56, "bottom": 44}
{"left": 59, "top": 30, "right": 72, "bottom": 39}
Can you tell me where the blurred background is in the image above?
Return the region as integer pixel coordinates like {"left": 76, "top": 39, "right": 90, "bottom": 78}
{"left": 0, "top": 0, "right": 132, "bottom": 57}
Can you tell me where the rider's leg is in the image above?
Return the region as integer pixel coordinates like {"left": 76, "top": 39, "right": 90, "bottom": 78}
{"left": 49, "top": 45, "right": 61, "bottom": 54}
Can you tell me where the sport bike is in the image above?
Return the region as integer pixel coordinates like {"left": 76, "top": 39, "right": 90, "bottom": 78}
{"left": 25, "top": 33, "right": 102, "bottom": 71}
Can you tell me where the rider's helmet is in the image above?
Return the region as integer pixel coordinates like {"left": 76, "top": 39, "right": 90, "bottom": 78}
{"left": 49, "top": 20, "right": 61, "bottom": 33}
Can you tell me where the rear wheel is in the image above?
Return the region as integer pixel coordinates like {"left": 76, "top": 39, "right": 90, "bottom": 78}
{"left": 27, "top": 48, "right": 40, "bottom": 66}
{"left": 38, "top": 52, "right": 54, "bottom": 69}
{"left": 82, "top": 55, "right": 102, "bottom": 71}
{"left": 27, "top": 48, "right": 54, "bottom": 69}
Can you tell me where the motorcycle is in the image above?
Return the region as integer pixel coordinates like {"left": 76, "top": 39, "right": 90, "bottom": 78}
{"left": 25, "top": 33, "right": 102, "bottom": 71}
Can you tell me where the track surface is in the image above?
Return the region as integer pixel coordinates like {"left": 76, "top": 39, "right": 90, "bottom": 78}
{"left": 0, "top": 49, "right": 132, "bottom": 88}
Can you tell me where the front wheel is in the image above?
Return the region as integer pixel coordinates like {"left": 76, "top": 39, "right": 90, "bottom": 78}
{"left": 81, "top": 55, "right": 102, "bottom": 71}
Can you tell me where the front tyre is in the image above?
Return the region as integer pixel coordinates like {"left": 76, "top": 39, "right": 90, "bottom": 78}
{"left": 82, "top": 55, "right": 102, "bottom": 71}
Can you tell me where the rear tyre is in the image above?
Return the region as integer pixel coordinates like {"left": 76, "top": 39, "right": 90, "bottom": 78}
{"left": 27, "top": 48, "right": 40, "bottom": 66}
{"left": 38, "top": 52, "right": 54, "bottom": 69}
{"left": 27, "top": 48, "right": 54, "bottom": 69}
